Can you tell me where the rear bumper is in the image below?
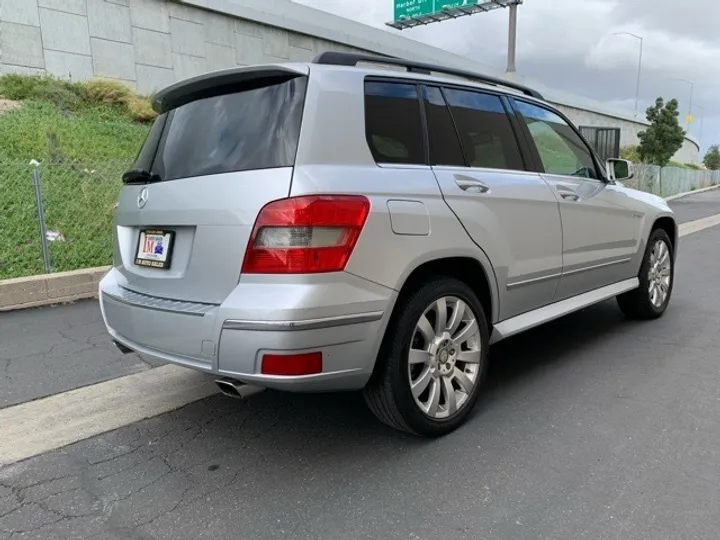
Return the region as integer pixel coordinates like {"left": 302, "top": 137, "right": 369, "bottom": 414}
{"left": 99, "top": 268, "right": 396, "bottom": 392}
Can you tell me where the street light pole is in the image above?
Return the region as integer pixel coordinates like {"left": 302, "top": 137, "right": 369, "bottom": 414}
{"left": 672, "top": 78, "right": 695, "bottom": 130}
{"left": 613, "top": 32, "right": 643, "bottom": 117}
{"left": 692, "top": 104, "right": 705, "bottom": 147}
{"left": 506, "top": 3, "right": 518, "bottom": 73}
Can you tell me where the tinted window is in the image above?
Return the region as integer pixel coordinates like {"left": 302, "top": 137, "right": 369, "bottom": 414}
{"left": 149, "top": 76, "right": 307, "bottom": 181}
{"left": 133, "top": 113, "right": 167, "bottom": 171}
{"left": 364, "top": 81, "right": 425, "bottom": 165}
{"left": 514, "top": 100, "right": 598, "bottom": 179}
{"left": 423, "top": 86, "right": 465, "bottom": 167}
{"left": 443, "top": 88, "right": 524, "bottom": 171}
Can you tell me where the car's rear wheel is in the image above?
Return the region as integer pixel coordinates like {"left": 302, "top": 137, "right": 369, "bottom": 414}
{"left": 617, "top": 228, "right": 674, "bottom": 319}
{"left": 364, "top": 277, "right": 489, "bottom": 437}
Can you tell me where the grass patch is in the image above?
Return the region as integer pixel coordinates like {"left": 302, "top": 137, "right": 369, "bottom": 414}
{"left": 0, "top": 74, "right": 153, "bottom": 279}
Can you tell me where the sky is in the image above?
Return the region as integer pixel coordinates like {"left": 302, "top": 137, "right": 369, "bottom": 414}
{"left": 293, "top": 0, "right": 718, "bottom": 155}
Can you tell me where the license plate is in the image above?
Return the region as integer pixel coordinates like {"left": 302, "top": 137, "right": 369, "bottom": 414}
{"left": 135, "top": 229, "right": 175, "bottom": 269}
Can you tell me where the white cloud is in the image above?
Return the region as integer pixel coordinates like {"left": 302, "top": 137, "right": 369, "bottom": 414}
{"left": 293, "top": 0, "right": 720, "bottom": 151}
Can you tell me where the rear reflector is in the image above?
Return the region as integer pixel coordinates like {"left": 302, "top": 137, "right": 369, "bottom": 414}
{"left": 261, "top": 352, "right": 323, "bottom": 376}
{"left": 242, "top": 195, "right": 370, "bottom": 274}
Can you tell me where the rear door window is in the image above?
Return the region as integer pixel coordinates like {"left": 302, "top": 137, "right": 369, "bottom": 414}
{"left": 364, "top": 81, "right": 425, "bottom": 165}
{"left": 443, "top": 88, "right": 524, "bottom": 171}
{"left": 146, "top": 76, "right": 307, "bottom": 181}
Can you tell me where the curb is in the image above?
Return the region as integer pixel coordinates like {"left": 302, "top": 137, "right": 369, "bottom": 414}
{"left": 0, "top": 266, "right": 110, "bottom": 312}
{"left": 665, "top": 183, "right": 720, "bottom": 202}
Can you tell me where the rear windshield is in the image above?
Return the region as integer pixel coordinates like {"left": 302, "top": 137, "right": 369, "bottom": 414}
{"left": 135, "top": 76, "right": 307, "bottom": 181}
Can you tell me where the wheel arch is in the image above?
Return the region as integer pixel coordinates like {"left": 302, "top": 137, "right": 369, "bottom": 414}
{"left": 651, "top": 215, "right": 678, "bottom": 255}
{"left": 391, "top": 254, "right": 499, "bottom": 326}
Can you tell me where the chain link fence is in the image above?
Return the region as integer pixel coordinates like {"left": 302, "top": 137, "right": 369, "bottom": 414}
{"left": 624, "top": 164, "right": 720, "bottom": 197}
{"left": 1, "top": 158, "right": 130, "bottom": 280}
{"left": 1, "top": 158, "right": 719, "bottom": 280}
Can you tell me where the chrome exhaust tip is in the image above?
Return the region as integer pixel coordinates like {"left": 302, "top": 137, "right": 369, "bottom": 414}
{"left": 215, "top": 378, "right": 265, "bottom": 400}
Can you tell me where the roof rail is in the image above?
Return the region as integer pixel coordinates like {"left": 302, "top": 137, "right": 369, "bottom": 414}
{"left": 311, "top": 51, "right": 544, "bottom": 100}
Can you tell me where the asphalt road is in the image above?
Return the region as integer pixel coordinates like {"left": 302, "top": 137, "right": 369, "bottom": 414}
{"left": 1, "top": 190, "right": 720, "bottom": 540}
{"left": 668, "top": 187, "right": 720, "bottom": 224}
{"left": 0, "top": 302, "right": 163, "bottom": 408}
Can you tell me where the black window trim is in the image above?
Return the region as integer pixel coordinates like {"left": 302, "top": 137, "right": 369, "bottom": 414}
{"left": 507, "top": 97, "right": 610, "bottom": 183}
{"left": 418, "top": 84, "right": 465, "bottom": 167}
{"left": 363, "top": 76, "right": 430, "bottom": 168}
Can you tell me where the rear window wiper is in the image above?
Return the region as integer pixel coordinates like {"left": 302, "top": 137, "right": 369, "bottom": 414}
{"left": 122, "top": 168, "right": 162, "bottom": 185}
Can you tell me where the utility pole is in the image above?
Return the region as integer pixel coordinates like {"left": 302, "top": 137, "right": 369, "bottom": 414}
{"left": 506, "top": 3, "right": 518, "bottom": 73}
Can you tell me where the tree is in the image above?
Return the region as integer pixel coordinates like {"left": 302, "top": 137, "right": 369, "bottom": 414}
{"left": 703, "top": 145, "right": 720, "bottom": 170}
{"left": 637, "top": 98, "right": 686, "bottom": 167}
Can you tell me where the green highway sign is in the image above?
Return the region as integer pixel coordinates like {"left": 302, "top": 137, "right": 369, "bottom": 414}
{"left": 389, "top": 0, "right": 523, "bottom": 30}
{"left": 393, "top": 0, "right": 472, "bottom": 21}
{"left": 394, "top": 0, "right": 433, "bottom": 20}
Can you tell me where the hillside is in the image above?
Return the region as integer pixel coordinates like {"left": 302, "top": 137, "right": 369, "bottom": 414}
{"left": 0, "top": 75, "right": 153, "bottom": 279}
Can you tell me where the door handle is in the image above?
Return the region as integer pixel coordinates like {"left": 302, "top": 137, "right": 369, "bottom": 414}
{"left": 454, "top": 174, "right": 490, "bottom": 194}
{"left": 555, "top": 184, "right": 581, "bottom": 202}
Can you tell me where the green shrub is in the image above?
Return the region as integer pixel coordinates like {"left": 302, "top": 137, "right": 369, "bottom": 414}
{"left": 0, "top": 74, "right": 85, "bottom": 105}
{"left": 82, "top": 78, "right": 133, "bottom": 105}
{"left": 0, "top": 74, "right": 48, "bottom": 100}
{"left": 30, "top": 84, "right": 83, "bottom": 110}
{"left": 127, "top": 97, "right": 157, "bottom": 123}
{"left": 620, "top": 145, "right": 641, "bottom": 162}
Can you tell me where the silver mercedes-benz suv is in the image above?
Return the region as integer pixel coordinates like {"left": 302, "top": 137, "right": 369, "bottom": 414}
{"left": 100, "top": 52, "right": 678, "bottom": 437}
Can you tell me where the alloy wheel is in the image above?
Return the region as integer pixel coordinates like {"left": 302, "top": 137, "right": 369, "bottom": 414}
{"left": 407, "top": 296, "right": 482, "bottom": 419}
{"left": 648, "top": 239, "right": 672, "bottom": 308}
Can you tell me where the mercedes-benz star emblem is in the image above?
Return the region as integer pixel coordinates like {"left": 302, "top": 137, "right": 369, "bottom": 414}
{"left": 137, "top": 187, "right": 149, "bottom": 208}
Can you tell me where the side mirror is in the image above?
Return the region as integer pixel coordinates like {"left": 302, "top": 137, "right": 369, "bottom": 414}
{"left": 607, "top": 158, "right": 634, "bottom": 181}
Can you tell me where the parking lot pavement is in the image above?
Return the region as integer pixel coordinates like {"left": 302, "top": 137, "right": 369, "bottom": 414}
{"left": 1, "top": 194, "right": 720, "bottom": 539}
{"left": 0, "top": 301, "right": 164, "bottom": 408}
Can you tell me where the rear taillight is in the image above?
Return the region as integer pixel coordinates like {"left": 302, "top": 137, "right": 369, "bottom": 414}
{"left": 241, "top": 195, "right": 370, "bottom": 274}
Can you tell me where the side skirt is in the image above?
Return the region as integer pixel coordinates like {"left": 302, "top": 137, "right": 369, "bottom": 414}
{"left": 490, "top": 278, "right": 639, "bottom": 344}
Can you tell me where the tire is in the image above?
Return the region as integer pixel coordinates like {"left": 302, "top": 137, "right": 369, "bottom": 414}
{"left": 364, "top": 277, "right": 489, "bottom": 437}
{"left": 617, "top": 228, "right": 675, "bottom": 320}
